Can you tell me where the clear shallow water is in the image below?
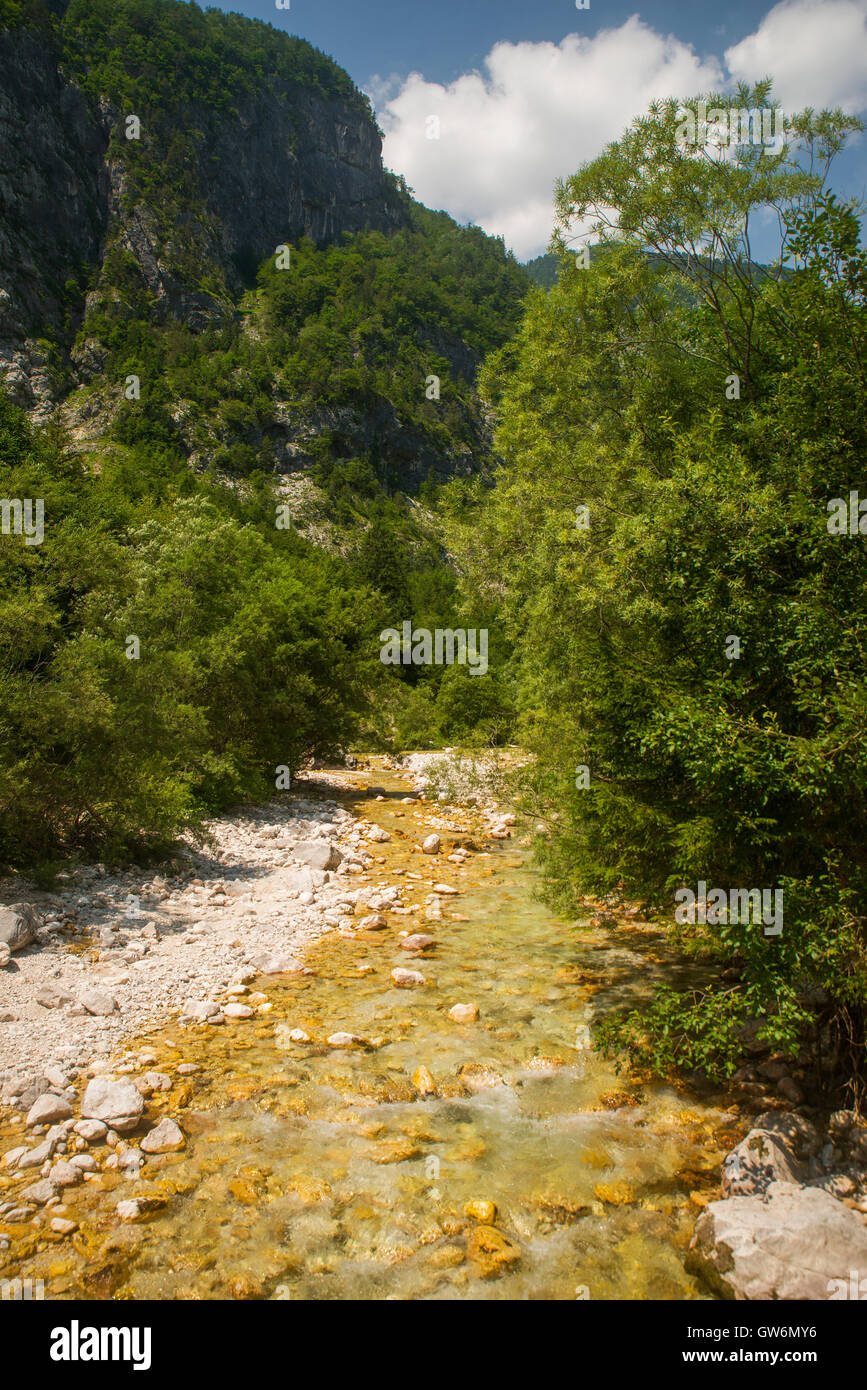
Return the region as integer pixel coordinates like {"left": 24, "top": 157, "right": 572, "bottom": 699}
{"left": 0, "top": 765, "right": 742, "bottom": 1300}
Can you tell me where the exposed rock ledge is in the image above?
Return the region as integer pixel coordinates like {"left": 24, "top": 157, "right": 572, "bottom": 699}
{"left": 689, "top": 1110, "right": 867, "bottom": 1299}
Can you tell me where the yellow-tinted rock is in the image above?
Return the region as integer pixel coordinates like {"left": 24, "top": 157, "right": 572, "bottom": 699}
{"left": 593, "top": 1182, "right": 636, "bottom": 1206}
{"left": 228, "top": 1179, "right": 260, "bottom": 1205}
{"left": 448, "top": 1003, "right": 479, "bottom": 1023}
{"left": 285, "top": 1176, "right": 331, "bottom": 1203}
{"left": 411, "top": 1066, "right": 437, "bottom": 1097}
{"left": 598, "top": 1089, "right": 641, "bottom": 1110}
{"left": 443, "top": 1137, "right": 487, "bottom": 1163}
{"left": 466, "top": 1225, "right": 521, "bottom": 1278}
{"left": 464, "top": 1200, "right": 497, "bottom": 1224}
{"left": 369, "top": 1139, "right": 422, "bottom": 1165}
{"left": 532, "top": 1192, "right": 590, "bottom": 1223}
{"left": 227, "top": 1273, "right": 264, "bottom": 1299}
{"left": 428, "top": 1243, "right": 466, "bottom": 1269}
{"left": 224, "top": 1077, "right": 263, "bottom": 1102}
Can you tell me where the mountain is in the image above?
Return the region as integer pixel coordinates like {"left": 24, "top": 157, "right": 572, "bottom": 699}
{"left": 0, "top": 0, "right": 528, "bottom": 492}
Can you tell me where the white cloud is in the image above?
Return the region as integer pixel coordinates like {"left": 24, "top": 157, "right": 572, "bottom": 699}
{"left": 725, "top": 0, "right": 867, "bottom": 113}
{"left": 369, "top": 3, "right": 867, "bottom": 260}
{"left": 370, "top": 17, "right": 721, "bottom": 260}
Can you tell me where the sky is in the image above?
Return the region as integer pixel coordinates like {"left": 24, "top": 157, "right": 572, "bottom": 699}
{"left": 212, "top": 0, "right": 867, "bottom": 260}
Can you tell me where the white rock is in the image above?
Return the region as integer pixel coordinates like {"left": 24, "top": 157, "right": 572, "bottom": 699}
{"left": 73, "top": 1119, "right": 108, "bottom": 1142}
{"left": 80, "top": 1077, "right": 144, "bottom": 1134}
{"left": 223, "top": 1002, "right": 253, "bottom": 1019}
{"left": 391, "top": 968, "right": 426, "bottom": 988}
{"left": 26, "top": 1094, "right": 73, "bottom": 1127}
{"left": 79, "top": 989, "right": 119, "bottom": 1016}
{"left": 689, "top": 1182, "right": 867, "bottom": 1300}
{"left": 448, "top": 1002, "right": 480, "bottom": 1023}
{"left": 326, "top": 1032, "right": 373, "bottom": 1049}
{"left": 140, "top": 1118, "right": 185, "bottom": 1154}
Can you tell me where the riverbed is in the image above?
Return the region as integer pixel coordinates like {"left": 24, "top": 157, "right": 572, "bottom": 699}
{"left": 0, "top": 760, "right": 742, "bottom": 1300}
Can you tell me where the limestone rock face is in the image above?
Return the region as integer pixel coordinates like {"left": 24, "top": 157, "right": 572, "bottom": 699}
{"left": 688, "top": 1182, "right": 867, "bottom": 1300}
{"left": 0, "top": 22, "right": 404, "bottom": 416}
{"left": 0, "top": 29, "right": 108, "bottom": 416}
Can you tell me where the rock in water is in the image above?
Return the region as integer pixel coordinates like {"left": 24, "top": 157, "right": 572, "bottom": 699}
{"left": 688, "top": 1181, "right": 867, "bottom": 1299}
{"left": 392, "top": 967, "right": 426, "bottom": 988}
{"left": 421, "top": 834, "right": 441, "bottom": 854}
{"left": 249, "top": 952, "right": 307, "bottom": 975}
{"left": 326, "top": 1031, "right": 373, "bottom": 1049}
{"left": 411, "top": 1065, "right": 437, "bottom": 1096}
{"left": 140, "top": 1119, "right": 186, "bottom": 1154}
{"left": 48, "top": 1160, "right": 83, "bottom": 1188}
{"left": 0, "top": 904, "right": 39, "bottom": 953}
{"left": 80, "top": 1077, "right": 144, "bottom": 1133}
{"left": 357, "top": 914, "right": 388, "bottom": 931}
{"left": 466, "top": 1225, "right": 521, "bottom": 1278}
{"left": 448, "top": 1002, "right": 479, "bottom": 1023}
{"left": 399, "top": 933, "right": 435, "bottom": 954}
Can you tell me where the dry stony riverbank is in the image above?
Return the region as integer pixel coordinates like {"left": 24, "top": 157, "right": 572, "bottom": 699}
{"left": 0, "top": 758, "right": 514, "bottom": 1089}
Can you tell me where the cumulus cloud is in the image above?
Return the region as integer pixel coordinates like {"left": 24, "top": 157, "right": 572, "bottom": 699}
{"left": 368, "top": 2, "right": 867, "bottom": 260}
{"left": 371, "top": 17, "right": 721, "bottom": 260}
{"left": 726, "top": 0, "right": 867, "bottom": 113}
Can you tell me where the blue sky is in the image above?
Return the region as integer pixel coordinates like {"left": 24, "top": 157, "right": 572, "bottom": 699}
{"left": 219, "top": 1, "right": 800, "bottom": 89}
{"left": 210, "top": 1, "right": 867, "bottom": 259}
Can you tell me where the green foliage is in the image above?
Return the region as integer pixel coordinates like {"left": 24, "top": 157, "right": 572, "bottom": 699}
{"left": 468, "top": 93, "right": 867, "bottom": 1100}
{"left": 0, "top": 0, "right": 528, "bottom": 864}
{"left": 63, "top": 0, "right": 362, "bottom": 116}
{"left": 72, "top": 203, "right": 527, "bottom": 493}
{"left": 0, "top": 392, "right": 378, "bottom": 871}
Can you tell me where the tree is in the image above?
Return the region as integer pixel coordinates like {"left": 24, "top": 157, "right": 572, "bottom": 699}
{"left": 467, "top": 91, "right": 867, "bottom": 1104}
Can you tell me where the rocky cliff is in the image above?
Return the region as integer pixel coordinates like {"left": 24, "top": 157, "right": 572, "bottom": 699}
{"left": 0, "top": 2, "right": 405, "bottom": 414}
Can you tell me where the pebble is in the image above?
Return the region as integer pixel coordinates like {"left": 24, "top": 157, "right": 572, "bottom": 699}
{"left": 326, "top": 1032, "right": 373, "bottom": 1049}
{"left": 79, "top": 989, "right": 119, "bottom": 1016}
{"left": 399, "top": 933, "right": 435, "bottom": 954}
{"left": 392, "top": 968, "right": 426, "bottom": 988}
{"left": 140, "top": 1119, "right": 186, "bottom": 1154}
{"left": 49, "top": 1160, "right": 83, "bottom": 1188}
{"left": 20, "top": 1179, "right": 55, "bottom": 1205}
{"left": 449, "top": 1002, "right": 480, "bottom": 1023}
{"left": 73, "top": 1119, "right": 108, "bottom": 1142}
